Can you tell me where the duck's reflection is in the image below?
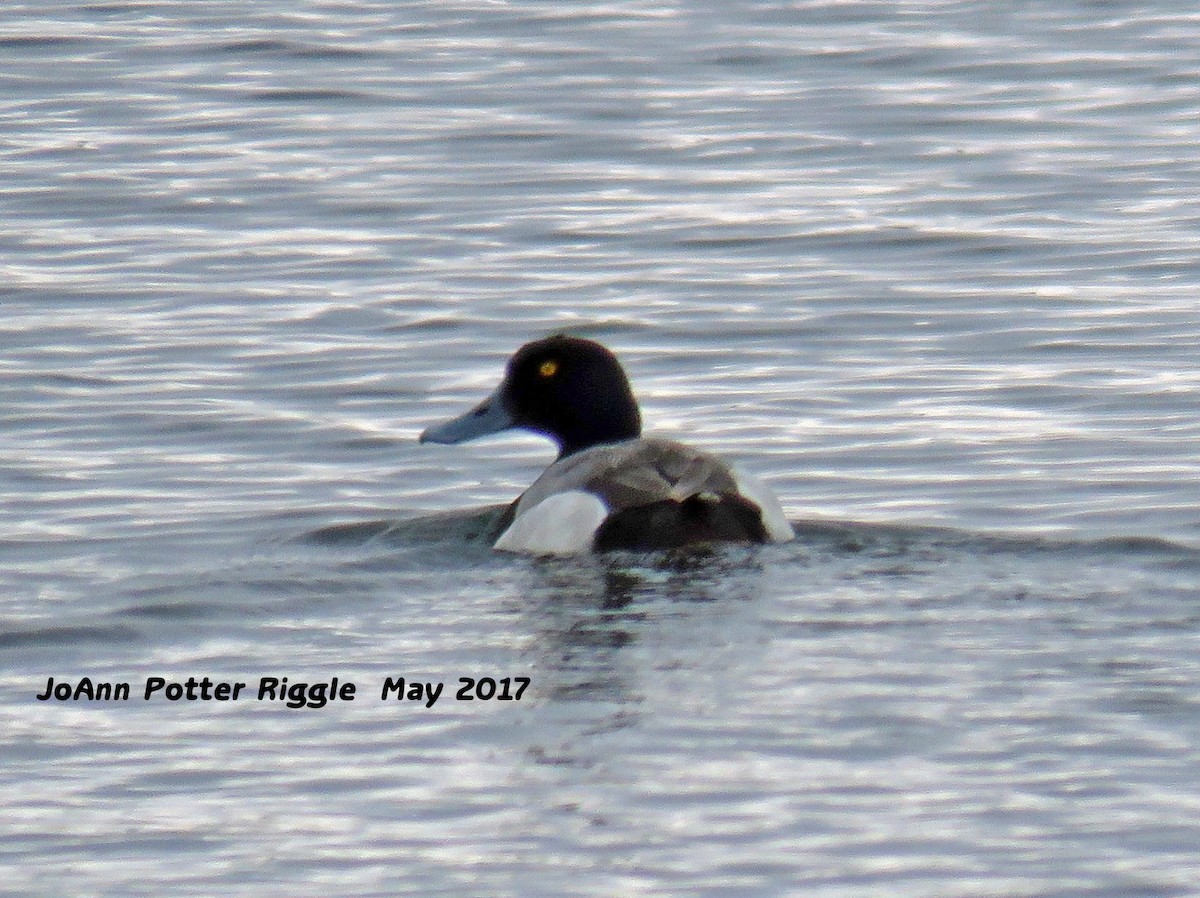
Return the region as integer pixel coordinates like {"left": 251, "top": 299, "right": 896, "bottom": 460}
{"left": 511, "top": 545, "right": 766, "bottom": 707}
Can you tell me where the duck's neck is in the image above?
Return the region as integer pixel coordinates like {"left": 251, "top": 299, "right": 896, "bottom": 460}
{"left": 557, "top": 405, "right": 641, "bottom": 458}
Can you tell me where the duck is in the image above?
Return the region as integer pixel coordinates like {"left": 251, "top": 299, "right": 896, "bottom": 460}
{"left": 419, "top": 335, "right": 793, "bottom": 555}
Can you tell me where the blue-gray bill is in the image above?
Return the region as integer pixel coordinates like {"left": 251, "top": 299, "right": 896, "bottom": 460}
{"left": 418, "top": 389, "right": 515, "bottom": 445}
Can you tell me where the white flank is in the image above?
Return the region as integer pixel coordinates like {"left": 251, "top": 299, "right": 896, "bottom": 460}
{"left": 733, "top": 469, "right": 794, "bottom": 543}
{"left": 493, "top": 490, "right": 609, "bottom": 555}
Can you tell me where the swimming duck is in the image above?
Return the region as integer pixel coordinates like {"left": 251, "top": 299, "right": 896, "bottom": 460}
{"left": 419, "top": 335, "right": 793, "bottom": 554}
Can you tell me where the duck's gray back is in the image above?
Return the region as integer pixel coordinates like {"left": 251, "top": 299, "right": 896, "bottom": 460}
{"left": 514, "top": 437, "right": 738, "bottom": 517}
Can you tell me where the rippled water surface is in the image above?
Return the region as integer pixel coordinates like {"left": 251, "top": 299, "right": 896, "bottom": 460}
{"left": 4, "top": 1, "right": 1200, "bottom": 895}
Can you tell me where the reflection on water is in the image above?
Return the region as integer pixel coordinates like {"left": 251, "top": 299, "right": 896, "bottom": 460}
{"left": 515, "top": 545, "right": 768, "bottom": 703}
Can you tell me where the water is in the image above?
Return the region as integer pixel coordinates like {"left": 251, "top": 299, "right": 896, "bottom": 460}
{"left": 3, "top": 1, "right": 1200, "bottom": 894}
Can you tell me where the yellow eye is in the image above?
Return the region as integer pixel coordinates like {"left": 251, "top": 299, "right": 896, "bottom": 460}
{"left": 538, "top": 359, "right": 558, "bottom": 378}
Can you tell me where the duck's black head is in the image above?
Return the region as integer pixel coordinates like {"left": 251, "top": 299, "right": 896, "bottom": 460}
{"left": 419, "top": 335, "right": 642, "bottom": 457}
